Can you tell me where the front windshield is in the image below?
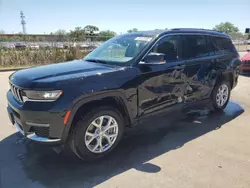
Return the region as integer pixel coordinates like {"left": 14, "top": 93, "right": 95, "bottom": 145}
{"left": 84, "top": 34, "right": 153, "bottom": 64}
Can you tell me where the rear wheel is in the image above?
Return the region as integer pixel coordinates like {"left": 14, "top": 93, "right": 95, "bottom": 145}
{"left": 212, "top": 80, "right": 231, "bottom": 111}
{"left": 68, "top": 106, "right": 124, "bottom": 161}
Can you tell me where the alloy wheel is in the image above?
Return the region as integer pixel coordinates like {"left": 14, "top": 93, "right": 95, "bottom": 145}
{"left": 216, "top": 84, "right": 229, "bottom": 107}
{"left": 84, "top": 115, "right": 119, "bottom": 153}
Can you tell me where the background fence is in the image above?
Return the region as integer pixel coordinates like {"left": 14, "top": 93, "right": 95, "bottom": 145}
{"left": 0, "top": 35, "right": 111, "bottom": 68}
{"left": 0, "top": 35, "right": 249, "bottom": 68}
{"left": 233, "top": 40, "right": 250, "bottom": 52}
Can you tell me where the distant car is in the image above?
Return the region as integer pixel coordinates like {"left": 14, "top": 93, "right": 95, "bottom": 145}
{"left": 63, "top": 43, "right": 70, "bottom": 49}
{"left": 40, "top": 43, "right": 52, "bottom": 49}
{"left": 54, "top": 43, "right": 64, "bottom": 49}
{"left": 15, "top": 43, "right": 26, "bottom": 49}
{"left": 0, "top": 42, "right": 15, "bottom": 49}
{"left": 80, "top": 44, "right": 98, "bottom": 51}
{"left": 241, "top": 52, "right": 250, "bottom": 72}
{"left": 29, "top": 44, "right": 40, "bottom": 49}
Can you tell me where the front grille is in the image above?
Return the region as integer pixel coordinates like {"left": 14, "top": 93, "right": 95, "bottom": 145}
{"left": 30, "top": 126, "right": 50, "bottom": 138}
{"left": 9, "top": 82, "right": 23, "bottom": 102}
{"left": 245, "top": 60, "right": 250, "bottom": 64}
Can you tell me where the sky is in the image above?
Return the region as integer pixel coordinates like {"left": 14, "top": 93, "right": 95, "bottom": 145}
{"left": 0, "top": 0, "right": 249, "bottom": 34}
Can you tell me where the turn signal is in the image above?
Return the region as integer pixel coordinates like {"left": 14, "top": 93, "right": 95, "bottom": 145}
{"left": 64, "top": 110, "right": 71, "bottom": 125}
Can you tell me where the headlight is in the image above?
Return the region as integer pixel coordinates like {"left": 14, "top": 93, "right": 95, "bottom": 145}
{"left": 23, "top": 90, "right": 63, "bottom": 102}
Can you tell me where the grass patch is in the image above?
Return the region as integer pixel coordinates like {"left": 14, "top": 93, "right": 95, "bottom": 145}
{"left": 0, "top": 48, "right": 89, "bottom": 68}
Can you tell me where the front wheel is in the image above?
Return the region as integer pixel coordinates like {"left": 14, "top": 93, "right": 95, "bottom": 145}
{"left": 68, "top": 106, "right": 124, "bottom": 161}
{"left": 211, "top": 80, "right": 231, "bottom": 111}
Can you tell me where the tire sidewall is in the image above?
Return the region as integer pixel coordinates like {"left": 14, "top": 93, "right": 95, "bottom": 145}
{"left": 72, "top": 107, "right": 124, "bottom": 160}
{"left": 212, "top": 81, "right": 231, "bottom": 110}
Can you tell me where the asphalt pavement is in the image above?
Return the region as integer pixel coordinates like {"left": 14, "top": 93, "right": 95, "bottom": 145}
{"left": 0, "top": 54, "right": 250, "bottom": 188}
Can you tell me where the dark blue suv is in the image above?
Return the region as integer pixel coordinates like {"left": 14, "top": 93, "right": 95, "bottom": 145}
{"left": 7, "top": 29, "right": 241, "bottom": 160}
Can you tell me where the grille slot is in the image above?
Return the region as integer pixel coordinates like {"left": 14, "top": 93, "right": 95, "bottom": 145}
{"left": 30, "top": 126, "right": 50, "bottom": 138}
{"left": 9, "top": 83, "right": 23, "bottom": 102}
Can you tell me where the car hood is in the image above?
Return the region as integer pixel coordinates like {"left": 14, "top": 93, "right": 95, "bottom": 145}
{"left": 10, "top": 60, "right": 119, "bottom": 88}
{"left": 242, "top": 52, "right": 250, "bottom": 61}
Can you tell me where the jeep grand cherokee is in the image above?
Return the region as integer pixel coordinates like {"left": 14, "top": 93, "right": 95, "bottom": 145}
{"left": 7, "top": 29, "right": 241, "bottom": 160}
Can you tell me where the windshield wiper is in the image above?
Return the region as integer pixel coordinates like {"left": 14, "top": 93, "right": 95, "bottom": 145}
{"left": 84, "top": 59, "right": 108, "bottom": 64}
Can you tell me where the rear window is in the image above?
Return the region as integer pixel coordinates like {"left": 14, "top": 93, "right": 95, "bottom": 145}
{"left": 182, "top": 35, "right": 214, "bottom": 59}
{"left": 211, "top": 36, "right": 237, "bottom": 54}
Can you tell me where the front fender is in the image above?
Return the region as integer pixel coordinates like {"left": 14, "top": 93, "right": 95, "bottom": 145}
{"left": 61, "top": 90, "right": 136, "bottom": 142}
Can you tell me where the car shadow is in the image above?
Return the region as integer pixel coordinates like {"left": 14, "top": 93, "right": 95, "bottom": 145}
{"left": 0, "top": 101, "right": 244, "bottom": 188}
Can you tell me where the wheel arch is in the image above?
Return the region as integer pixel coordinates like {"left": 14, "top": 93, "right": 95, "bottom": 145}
{"left": 61, "top": 91, "right": 135, "bottom": 142}
{"left": 216, "top": 71, "right": 234, "bottom": 89}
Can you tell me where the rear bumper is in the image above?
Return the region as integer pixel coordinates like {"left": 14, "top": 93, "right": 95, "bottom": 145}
{"left": 7, "top": 90, "right": 67, "bottom": 145}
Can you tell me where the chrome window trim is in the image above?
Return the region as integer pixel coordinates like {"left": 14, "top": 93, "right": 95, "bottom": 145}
{"left": 140, "top": 32, "right": 230, "bottom": 63}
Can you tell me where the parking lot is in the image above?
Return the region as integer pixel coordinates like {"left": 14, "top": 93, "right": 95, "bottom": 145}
{"left": 0, "top": 55, "right": 250, "bottom": 188}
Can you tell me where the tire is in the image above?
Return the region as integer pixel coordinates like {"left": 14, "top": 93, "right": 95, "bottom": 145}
{"left": 211, "top": 80, "right": 231, "bottom": 111}
{"left": 68, "top": 106, "right": 124, "bottom": 161}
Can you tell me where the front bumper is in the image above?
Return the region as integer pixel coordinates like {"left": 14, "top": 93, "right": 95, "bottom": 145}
{"left": 7, "top": 90, "right": 66, "bottom": 144}
{"left": 241, "top": 63, "right": 250, "bottom": 71}
{"left": 14, "top": 119, "right": 61, "bottom": 143}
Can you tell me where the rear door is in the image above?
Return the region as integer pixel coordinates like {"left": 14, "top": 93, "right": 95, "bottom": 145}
{"left": 181, "top": 34, "right": 216, "bottom": 102}
{"left": 211, "top": 36, "right": 239, "bottom": 65}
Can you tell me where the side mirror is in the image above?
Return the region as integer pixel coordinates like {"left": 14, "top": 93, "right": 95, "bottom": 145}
{"left": 140, "top": 52, "right": 166, "bottom": 65}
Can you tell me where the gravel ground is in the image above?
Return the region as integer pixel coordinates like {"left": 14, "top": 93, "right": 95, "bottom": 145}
{"left": 0, "top": 53, "right": 249, "bottom": 188}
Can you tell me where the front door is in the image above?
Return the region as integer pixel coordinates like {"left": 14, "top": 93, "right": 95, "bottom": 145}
{"left": 138, "top": 35, "right": 186, "bottom": 116}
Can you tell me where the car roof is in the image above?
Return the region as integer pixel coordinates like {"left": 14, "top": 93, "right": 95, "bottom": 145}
{"left": 125, "top": 28, "right": 230, "bottom": 38}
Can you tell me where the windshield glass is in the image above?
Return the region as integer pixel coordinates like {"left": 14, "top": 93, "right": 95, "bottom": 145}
{"left": 84, "top": 34, "right": 153, "bottom": 65}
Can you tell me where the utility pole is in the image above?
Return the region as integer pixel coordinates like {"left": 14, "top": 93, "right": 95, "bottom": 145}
{"left": 20, "top": 11, "right": 26, "bottom": 34}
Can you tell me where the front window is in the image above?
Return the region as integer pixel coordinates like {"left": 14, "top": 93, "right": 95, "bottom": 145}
{"left": 84, "top": 34, "right": 153, "bottom": 65}
{"left": 149, "top": 35, "right": 181, "bottom": 62}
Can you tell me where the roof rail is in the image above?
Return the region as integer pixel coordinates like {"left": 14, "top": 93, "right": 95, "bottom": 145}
{"left": 171, "top": 28, "right": 220, "bottom": 32}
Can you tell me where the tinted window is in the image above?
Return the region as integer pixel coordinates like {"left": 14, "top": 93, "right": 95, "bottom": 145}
{"left": 211, "top": 37, "right": 236, "bottom": 54}
{"left": 150, "top": 35, "right": 180, "bottom": 62}
{"left": 182, "top": 35, "right": 214, "bottom": 59}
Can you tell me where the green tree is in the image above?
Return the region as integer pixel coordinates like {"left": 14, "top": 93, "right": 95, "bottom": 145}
{"left": 98, "top": 30, "right": 116, "bottom": 40}
{"left": 54, "top": 29, "right": 68, "bottom": 42}
{"left": 83, "top": 25, "right": 99, "bottom": 41}
{"left": 83, "top": 25, "right": 99, "bottom": 35}
{"left": 127, "top": 28, "right": 138, "bottom": 33}
{"left": 213, "top": 22, "right": 239, "bottom": 34}
{"left": 69, "top": 27, "right": 86, "bottom": 41}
